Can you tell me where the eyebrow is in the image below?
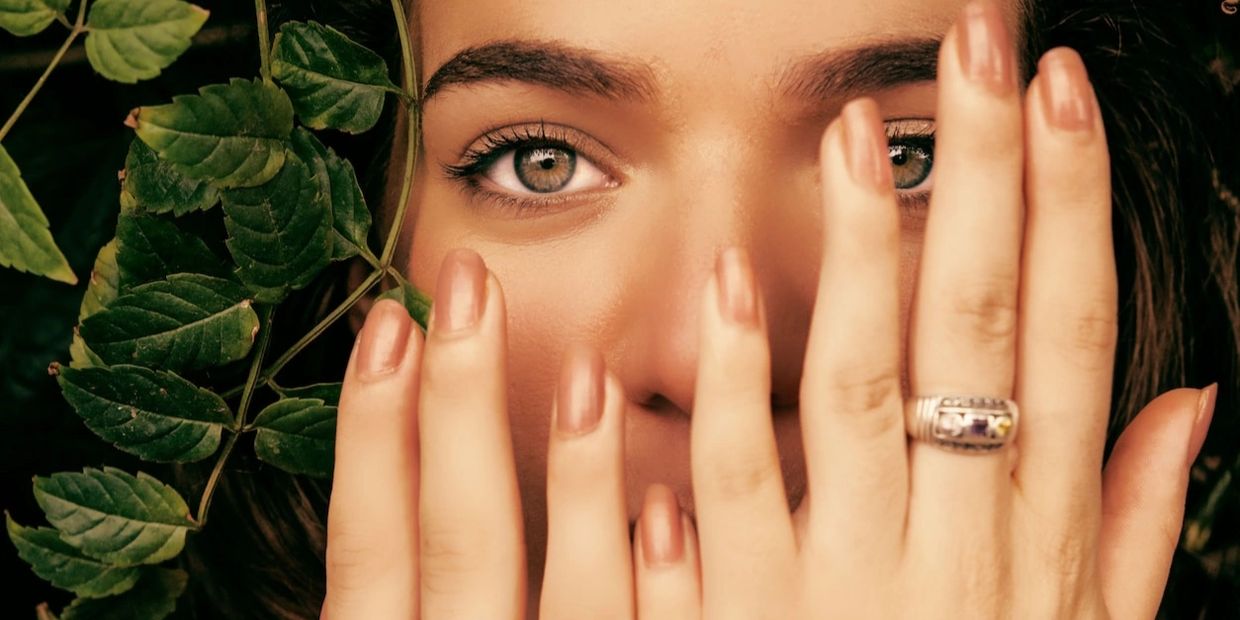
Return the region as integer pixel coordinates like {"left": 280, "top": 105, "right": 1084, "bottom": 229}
{"left": 421, "top": 38, "right": 941, "bottom": 105}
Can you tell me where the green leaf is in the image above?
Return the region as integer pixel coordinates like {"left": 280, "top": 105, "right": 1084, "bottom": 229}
{"left": 32, "top": 467, "right": 194, "bottom": 566}
{"left": 57, "top": 365, "right": 233, "bottom": 462}
{"left": 0, "top": 0, "right": 71, "bottom": 36}
{"left": 222, "top": 151, "right": 331, "bottom": 304}
{"left": 6, "top": 512, "right": 141, "bottom": 598}
{"left": 79, "top": 273, "right": 259, "bottom": 372}
{"left": 272, "top": 20, "right": 400, "bottom": 133}
{"left": 84, "top": 0, "right": 208, "bottom": 84}
{"left": 250, "top": 398, "right": 336, "bottom": 478}
{"left": 115, "top": 212, "right": 229, "bottom": 290}
{"left": 69, "top": 331, "right": 106, "bottom": 369}
{"left": 289, "top": 128, "right": 373, "bottom": 262}
{"left": 378, "top": 273, "right": 432, "bottom": 330}
{"left": 131, "top": 78, "right": 294, "bottom": 188}
{"left": 78, "top": 240, "right": 120, "bottom": 322}
{"left": 120, "top": 140, "right": 219, "bottom": 216}
{"left": 61, "top": 567, "right": 187, "bottom": 620}
{"left": 0, "top": 144, "right": 76, "bottom": 283}
{"left": 273, "top": 381, "right": 341, "bottom": 405}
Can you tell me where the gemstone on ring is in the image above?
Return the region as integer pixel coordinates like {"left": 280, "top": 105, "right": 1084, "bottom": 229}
{"left": 907, "top": 394, "right": 1019, "bottom": 453}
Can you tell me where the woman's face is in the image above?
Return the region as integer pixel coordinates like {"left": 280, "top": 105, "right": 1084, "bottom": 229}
{"left": 402, "top": 0, "right": 1018, "bottom": 560}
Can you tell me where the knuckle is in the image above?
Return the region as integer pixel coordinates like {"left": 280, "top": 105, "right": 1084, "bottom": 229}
{"left": 325, "top": 525, "right": 395, "bottom": 592}
{"left": 1060, "top": 304, "right": 1118, "bottom": 361}
{"left": 813, "top": 365, "right": 903, "bottom": 440}
{"left": 947, "top": 279, "right": 1019, "bottom": 348}
{"left": 699, "top": 448, "right": 780, "bottom": 499}
{"left": 419, "top": 523, "right": 489, "bottom": 594}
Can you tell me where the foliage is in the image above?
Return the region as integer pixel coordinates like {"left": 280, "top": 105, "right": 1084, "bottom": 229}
{"left": 1, "top": 0, "right": 423, "bottom": 615}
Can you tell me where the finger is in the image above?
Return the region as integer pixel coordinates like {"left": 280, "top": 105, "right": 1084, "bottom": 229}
{"left": 799, "top": 99, "right": 907, "bottom": 572}
{"left": 1100, "top": 387, "right": 1215, "bottom": 619}
{"left": 540, "top": 346, "right": 633, "bottom": 619}
{"left": 691, "top": 247, "right": 796, "bottom": 618}
{"left": 1010, "top": 47, "right": 1116, "bottom": 609}
{"left": 635, "top": 485, "right": 702, "bottom": 620}
{"left": 323, "top": 299, "right": 422, "bottom": 618}
{"left": 418, "top": 249, "right": 525, "bottom": 618}
{"left": 906, "top": 1, "right": 1023, "bottom": 610}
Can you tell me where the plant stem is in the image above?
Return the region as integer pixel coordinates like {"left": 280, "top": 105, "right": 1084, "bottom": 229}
{"left": 193, "top": 432, "right": 237, "bottom": 528}
{"left": 0, "top": 1, "right": 88, "bottom": 142}
{"left": 254, "top": 0, "right": 272, "bottom": 83}
{"left": 380, "top": 0, "right": 419, "bottom": 267}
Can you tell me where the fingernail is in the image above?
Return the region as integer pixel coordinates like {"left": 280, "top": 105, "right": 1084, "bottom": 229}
{"left": 1186, "top": 382, "right": 1218, "bottom": 467}
{"left": 641, "top": 485, "right": 684, "bottom": 566}
{"left": 1038, "top": 48, "right": 1095, "bottom": 132}
{"left": 841, "top": 98, "right": 892, "bottom": 190}
{"left": 556, "top": 346, "right": 605, "bottom": 436}
{"left": 716, "top": 247, "right": 759, "bottom": 328}
{"left": 957, "top": 1, "right": 1015, "bottom": 94}
{"left": 432, "top": 249, "right": 487, "bottom": 334}
{"left": 357, "top": 299, "right": 413, "bottom": 376}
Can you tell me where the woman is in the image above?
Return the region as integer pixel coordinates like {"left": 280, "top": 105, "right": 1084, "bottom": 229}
{"left": 180, "top": 0, "right": 1239, "bottom": 617}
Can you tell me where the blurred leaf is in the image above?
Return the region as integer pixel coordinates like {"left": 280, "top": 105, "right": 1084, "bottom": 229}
{"left": 289, "top": 128, "right": 373, "bottom": 262}
{"left": 222, "top": 151, "right": 331, "bottom": 304}
{"left": 32, "top": 467, "right": 194, "bottom": 566}
{"left": 272, "top": 381, "right": 341, "bottom": 405}
{"left": 378, "top": 272, "right": 431, "bottom": 330}
{"left": 115, "top": 213, "right": 229, "bottom": 290}
{"left": 60, "top": 567, "right": 186, "bottom": 620}
{"left": 0, "top": 145, "right": 76, "bottom": 284}
{"left": 272, "top": 20, "right": 399, "bottom": 133}
{"left": 84, "top": 0, "right": 208, "bottom": 84}
{"left": 120, "top": 140, "right": 218, "bottom": 216}
{"left": 79, "top": 274, "right": 258, "bottom": 372}
{"left": 6, "top": 512, "right": 141, "bottom": 598}
{"left": 57, "top": 365, "right": 233, "bottom": 462}
{"left": 249, "top": 397, "right": 335, "bottom": 478}
{"left": 131, "top": 78, "right": 293, "bottom": 188}
{"left": 68, "top": 332, "right": 105, "bottom": 369}
{"left": 78, "top": 240, "right": 120, "bottom": 322}
{"left": 0, "top": 0, "right": 70, "bottom": 36}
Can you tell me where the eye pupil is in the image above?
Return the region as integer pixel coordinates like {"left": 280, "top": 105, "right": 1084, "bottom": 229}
{"left": 515, "top": 146, "right": 576, "bottom": 193}
{"left": 888, "top": 143, "right": 933, "bottom": 190}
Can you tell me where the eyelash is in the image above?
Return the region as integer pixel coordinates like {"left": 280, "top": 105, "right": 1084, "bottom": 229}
{"left": 443, "top": 120, "right": 935, "bottom": 217}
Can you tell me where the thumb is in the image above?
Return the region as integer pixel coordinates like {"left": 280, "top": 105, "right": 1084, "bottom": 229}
{"left": 1098, "top": 384, "right": 1217, "bottom": 619}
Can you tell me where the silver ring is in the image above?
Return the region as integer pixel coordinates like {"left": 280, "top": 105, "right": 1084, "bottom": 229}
{"left": 906, "top": 395, "right": 1019, "bottom": 454}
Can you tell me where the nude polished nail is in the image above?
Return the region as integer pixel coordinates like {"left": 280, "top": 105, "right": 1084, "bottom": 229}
{"left": 716, "top": 247, "right": 759, "bottom": 328}
{"left": 1038, "top": 48, "right": 1096, "bottom": 132}
{"left": 957, "top": 0, "right": 1015, "bottom": 94}
{"left": 841, "top": 98, "right": 892, "bottom": 190}
{"left": 432, "top": 249, "right": 487, "bottom": 333}
{"left": 641, "top": 485, "right": 684, "bottom": 566}
{"left": 556, "top": 346, "right": 604, "bottom": 435}
{"left": 357, "top": 300, "right": 412, "bottom": 376}
{"left": 1186, "top": 382, "right": 1218, "bottom": 467}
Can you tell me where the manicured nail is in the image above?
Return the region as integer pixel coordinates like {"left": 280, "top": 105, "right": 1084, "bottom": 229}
{"left": 556, "top": 346, "right": 605, "bottom": 436}
{"left": 716, "top": 247, "right": 759, "bottom": 328}
{"left": 841, "top": 98, "right": 892, "bottom": 190}
{"left": 432, "top": 249, "right": 487, "bottom": 333}
{"left": 641, "top": 485, "right": 684, "bottom": 566}
{"left": 957, "top": 1, "right": 1015, "bottom": 94}
{"left": 357, "top": 299, "right": 412, "bottom": 376}
{"left": 1186, "top": 382, "right": 1218, "bottom": 467}
{"left": 1038, "top": 48, "right": 1095, "bottom": 132}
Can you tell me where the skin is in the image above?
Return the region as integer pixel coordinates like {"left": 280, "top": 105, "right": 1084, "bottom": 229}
{"left": 321, "top": 0, "right": 1218, "bottom": 617}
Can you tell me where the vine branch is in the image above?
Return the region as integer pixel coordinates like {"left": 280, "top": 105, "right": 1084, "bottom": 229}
{"left": 380, "top": 0, "right": 419, "bottom": 267}
{"left": 0, "top": 0, "right": 88, "bottom": 142}
{"left": 254, "top": 0, "right": 272, "bottom": 83}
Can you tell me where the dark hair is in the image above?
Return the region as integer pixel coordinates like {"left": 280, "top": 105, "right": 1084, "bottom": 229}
{"left": 172, "top": 1, "right": 1240, "bottom": 617}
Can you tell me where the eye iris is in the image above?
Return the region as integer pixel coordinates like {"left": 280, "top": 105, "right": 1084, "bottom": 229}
{"left": 889, "top": 144, "right": 932, "bottom": 190}
{"left": 514, "top": 147, "right": 576, "bottom": 193}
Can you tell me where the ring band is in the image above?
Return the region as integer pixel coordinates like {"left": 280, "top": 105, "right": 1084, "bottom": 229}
{"left": 906, "top": 395, "right": 1019, "bottom": 454}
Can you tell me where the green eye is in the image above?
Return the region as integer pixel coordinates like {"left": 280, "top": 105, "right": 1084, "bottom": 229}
{"left": 514, "top": 146, "right": 577, "bottom": 193}
{"left": 889, "top": 141, "right": 933, "bottom": 190}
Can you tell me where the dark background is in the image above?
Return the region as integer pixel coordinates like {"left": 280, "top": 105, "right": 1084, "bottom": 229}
{"left": 1, "top": 1, "right": 1237, "bottom": 618}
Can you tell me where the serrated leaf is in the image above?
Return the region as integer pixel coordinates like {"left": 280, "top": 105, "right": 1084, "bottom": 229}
{"left": 69, "top": 331, "right": 106, "bottom": 369}
{"left": 58, "top": 365, "right": 233, "bottom": 462}
{"left": 378, "top": 273, "right": 431, "bottom": 330}
{"left": 0, "top": 0, "right": 70, "bottom": 36}
{"left": 84, "top": 0, "right": 207, "bottom": 84}
{"left": 120, "top": 140, "right": 218, "bottom": 216}
{"left": 0, "top": 144, "right": 76, "bottom": 283}
{"left": 272, "top": 21, "right": 399, "bottom": 133}
{"left": 6, "top": 512, "right": 141, "bottom": 598}
{"left": 289, "top": 128, "right": 373, "bottom": 262}
{"left": 250, "top": 398, "right": 336, "bottom": 478}
{"left": 115, "top": 212, "right": 229, "bottom": 290}
{"left": 78, "top": 240, "right": 120, "bottom": 322}
{"left": 131, "top": 78, "right": 293, "bottom": 188}
{"left": 79, "top": 273, "right": 258, "bottom": 372}
{"left": 61, "top": 567, "right": 187, "bottom": 620}
{"left": 273, "top": 381, "right": 341, "bottom": 405}
{"left": 32, "top": 467, "right": 194, "bottom": 566}
{"left": 222, "top": 151, "right": 331, "bottom": 303}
